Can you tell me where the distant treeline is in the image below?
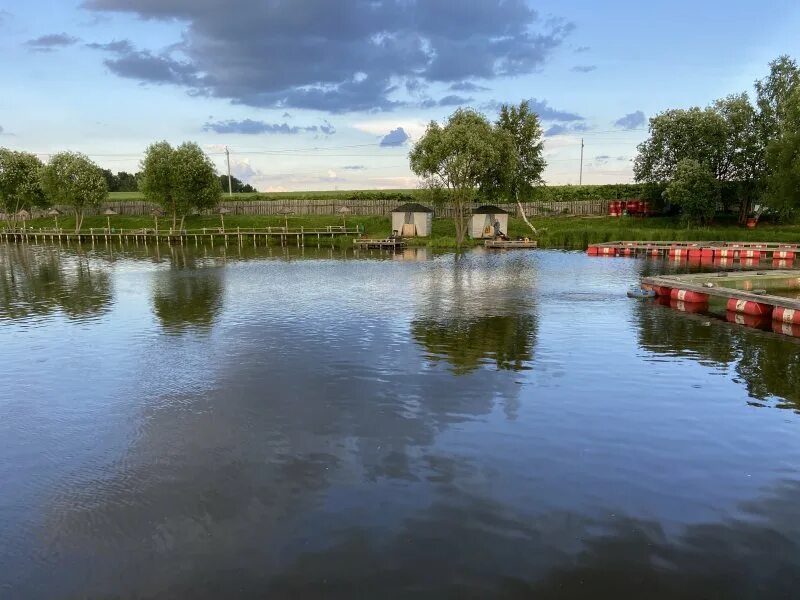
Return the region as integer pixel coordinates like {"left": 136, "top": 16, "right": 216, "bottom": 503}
{"left": 101, "top": 169, "right": 256, "bottom": 194}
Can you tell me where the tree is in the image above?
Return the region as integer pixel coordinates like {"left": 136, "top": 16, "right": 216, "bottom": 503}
{"left": 665, "top": 159, "right": 718, "bottom": 226}
{"left": 218, "top": 174, "right": 257, "bottom": 193}
{"left": 139, "top": 141, "right": 221, "bottom": 230}
{"left": 755, "top": 55, "right": 800, "bottom": 141}
{"left": 0, "top": 149, "right": 46, "bottom": 228}
{"left": 765, "top": 88, "right": 800, "bottom": 219}
{"left": 40, "top": 152, "right": 107, "bottom": 233}
{"left": 491, "top": 101, "right": 547, "bottom": 233}
{"left": 410, "top": 109, "right": 512, "bottom": 245}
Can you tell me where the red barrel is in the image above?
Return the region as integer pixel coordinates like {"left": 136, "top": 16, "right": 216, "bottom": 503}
{"left": 717, "top": 248, "right": 737, "bottom": 259}
{"left": 670, "top": 289, "right": 709, "bottom": 303}
{"left": 688, "top": 248, "right": 703, "bottom": 259}
{"left": 727, "top": 298, "right": 773, "bottom": 317}
{"left": 654, "top": 286, "right": 672, "bottom": 297}
{"left": 773, "top": 307, "right": 800, "bottom": 325}
{"left": 587, "top": 246, "right": 599, "bottom": 255}
{"left": 726, "top": 311, "right": 770, "bottom": 329}
{"left": 740, "top": 249, "right": 761, "bottom": 260}
{"left": 774, "top": 250, "right": 796, "bottom": 260}
{"left": 599, "top": 246, "right": 617, "bottom": 256}
{"left": 669, "top": 246, "right": 688, "bottom": 258}
{"left": 701, "top": 248, "right": 715, "bottom": 259}
{"left": 773, "top": 321, "right": 800, "bottom": 337}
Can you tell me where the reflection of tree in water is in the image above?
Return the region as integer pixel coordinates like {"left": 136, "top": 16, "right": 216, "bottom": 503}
{"left": 636, "top": 303, "right": 800, "bottom": 410}
{"left": 411, "top": 314, "right": 536, "bottom": 374}
{"left": 151, "top": 248, "right": 224, "bottom": 334}
{"left": 410, "top": 254, "right": 538, "bottom": 374}
{"left": 0, "top": 244, "right": 111, "bottom": 321}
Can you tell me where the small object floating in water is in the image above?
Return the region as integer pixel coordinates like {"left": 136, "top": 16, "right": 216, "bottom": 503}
{"left": 703, "top": 282, "right": 715, "bottom": 288}
{"left": 627, "top": 286, "right": 657, "bottom": 299}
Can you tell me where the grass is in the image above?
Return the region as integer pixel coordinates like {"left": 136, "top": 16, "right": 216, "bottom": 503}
{"left": 19, "top": 213, "right": 800, "bottom": 250}
{"left": 108, "top": 190, "right": 420, "bottom": 202}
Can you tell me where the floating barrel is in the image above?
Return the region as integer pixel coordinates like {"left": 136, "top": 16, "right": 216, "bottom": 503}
{"left": 599, "top": 246, "right": 617, "bottom": 256}
{"left": 669, "top": 246, "right": 688, "bottom": 258}
{"left": 622, "top": 246, "right": 634, "bottom": 257}
{"left": 671, "top": 300, "right": 707, "bottom": 314}
{"left": 670, "top": 289, "right": 709, "bottom": 303}
{"left": 774, "top": 250, "right": 796, "bottom": 260}
{"left": 654, "top": 286, "right": 672, "bottom": 297}
{"left": 688, "top": 247, "right": 703, "bottom": 259}
{"left": 716, "top": 248, "right": 737, "bottom": 259}
{"left": 726, "top": 311, "right": 771, "bottom": 329}
{"left": 773, "top": 307, "right": 800, "bottom": 325}
{"left": 726, "top": 298, "right": 773, "bottom": 317}
{"left": 772, "top": 320, "right": 800, "bottom": 337}
{"left": 701, "top": 248, "right": 715, "bottom": 259}
{"left": 587, "top": 246, "right": 599, "bottom": 255}
{"left": 649, "top": 247, "right": 660, "bottom": 257}
{"left": 740, "top": 249, "right": 761, "bottom": 260}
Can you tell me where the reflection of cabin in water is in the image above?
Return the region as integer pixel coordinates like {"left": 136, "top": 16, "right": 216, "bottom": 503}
{"left": 471, "top": 205, "right": 509, "bottom": 239}
{"left": 391, "top": 203, "right": 433, "bottom": 237}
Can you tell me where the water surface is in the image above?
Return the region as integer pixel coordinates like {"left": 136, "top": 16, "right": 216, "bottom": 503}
{"left": 1, "top": 243, "right": 799, "bottom": 599}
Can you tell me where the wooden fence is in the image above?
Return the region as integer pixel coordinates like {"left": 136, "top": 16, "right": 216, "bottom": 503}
{"left": 29, "top": 198, "right": 613, "bottom": 219}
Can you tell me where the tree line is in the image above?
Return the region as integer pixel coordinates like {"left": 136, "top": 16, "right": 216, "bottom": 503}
{"left": 635, "top": 55, "right": 800, "bottom": 226}
{"left": 0, "top": 142, "right": 249, "bottom": 232}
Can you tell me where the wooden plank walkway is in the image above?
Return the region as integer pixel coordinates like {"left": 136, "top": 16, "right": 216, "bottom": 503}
{"left": 484, "top": 239, "right": 538, "bottom": 249}
{"left": 353, "top": 238, "right": 406, "bottom": 249}
{"left": 0, "top": 226, "right": 361, "bottom": 247}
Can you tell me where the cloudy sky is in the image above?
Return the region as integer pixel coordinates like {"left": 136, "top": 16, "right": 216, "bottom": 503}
{"left": 2, "top": 1, "right": 799, "bottom": 191}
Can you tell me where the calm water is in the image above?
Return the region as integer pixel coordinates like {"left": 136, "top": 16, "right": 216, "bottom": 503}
{"left": 1, "top": 242, "right": 800, "bottom": 599}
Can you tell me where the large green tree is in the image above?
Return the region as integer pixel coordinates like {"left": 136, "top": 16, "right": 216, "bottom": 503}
{"left": 139, "top": 141, "right": 221, "bottom": 230}
{"left": 765, "top": 88, "right": 800, "bottom": 218}
{"left": 40, "top": 152, "right": 107, "bottom": 233}
{"left": 491, "top": 100, "right": 547, "bottom": 233}
{"left": 0, "top": 149, "right": 46, "bottom": 227}
{"left": 410, "top": 109, "right": 513, "bottom": 245}
{"left": 665, "top": 159, "right": 719, "bottom": 226}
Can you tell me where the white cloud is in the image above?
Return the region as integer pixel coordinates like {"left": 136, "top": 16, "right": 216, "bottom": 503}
{"left": 352, "top": 119, "right": 428, "bottom": 141}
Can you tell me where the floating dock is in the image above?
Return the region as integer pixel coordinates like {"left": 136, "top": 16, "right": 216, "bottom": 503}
{"left": 352, "top": 238, "right": 406, "bottom": 250}
{"left": 588, "top": 241, "right": 798, "bottom": 263}
{"left": 641, "top": 270, "right": 800, "bottom": 337}
{"left": 0, "top": 226, "right": 360, "bottom": 247}
{"left": 484, "top": 239, "right": 538, "bottom": 249}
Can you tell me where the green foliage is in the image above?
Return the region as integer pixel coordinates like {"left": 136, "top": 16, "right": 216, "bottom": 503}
{"left": 218, "top": 174, "right": 256, "bottom": 194}
{"left": 410, "top": 108, "right": 515, "bottom": 244}
{"left": 756, "top": 55, "right": 800, "bottom": 141}
{"left": 0, "top": 149, "right": 46, "bottom": 225}
{"left": 665, "top": 159, "right": 719, "bottom": 226}
{"left": 765, "top": 88, "right": 800, "bottom": 219}
{"left": 486, "top": 100, "right": 546, "bottom": 202}
{"left": 140, "top": 141, "right": 221, "bottom": 229}
{"left": 40, "top": 151, "right": 107, "bottom": 232}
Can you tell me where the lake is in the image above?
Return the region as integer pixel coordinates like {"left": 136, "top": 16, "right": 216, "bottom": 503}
{"left": 1, "top": 242, "right": 799, "bottom": 599}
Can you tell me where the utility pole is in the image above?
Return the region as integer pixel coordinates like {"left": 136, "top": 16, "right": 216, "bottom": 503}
{"left": 579, "top": 138, "right": 584, "bottom": 186}
{"left": 225, "top": 146, "right": 233, "bottom": 197}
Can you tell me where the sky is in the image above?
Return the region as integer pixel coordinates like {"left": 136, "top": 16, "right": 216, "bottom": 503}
{"left": 1, "top": 0, "right": 799, "bottom": 192}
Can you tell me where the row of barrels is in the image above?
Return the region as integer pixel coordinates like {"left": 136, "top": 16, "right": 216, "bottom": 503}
{"left": 608, "top": 200, "right": 650, "bottom": 217}
{"left": 644, "top": 285, "right": 800, "bottom": 337}
{"left": 589, "top": 244, "right": 797, "bottom": 265}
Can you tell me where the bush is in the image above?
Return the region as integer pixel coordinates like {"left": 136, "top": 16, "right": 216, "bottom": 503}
{"left": 665, "top": 160, "right": 719, "bottom": 226}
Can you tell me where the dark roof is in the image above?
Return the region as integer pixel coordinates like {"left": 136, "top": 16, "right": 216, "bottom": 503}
{"left": 472, "top": 205, "right": 509, "bottom": 214}
{"left": 391, "top": 202, "right": 433, "bottom": 213}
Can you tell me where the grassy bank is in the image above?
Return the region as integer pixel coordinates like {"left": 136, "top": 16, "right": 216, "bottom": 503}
{"left": 16, "top": 213, "right": 800, "bottom": 250}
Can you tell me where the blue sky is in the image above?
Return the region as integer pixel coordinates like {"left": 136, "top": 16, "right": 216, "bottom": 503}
{"left": 1, "top": 0, "right": 799, "bottom": 191}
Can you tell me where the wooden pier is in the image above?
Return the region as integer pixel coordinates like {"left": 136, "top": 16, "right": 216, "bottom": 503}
{"left": 353, "top": 238, "right": 406, "bottom": 250}
{"left": 485, "top": 239, "right": 538, "bottom": 249}
{"left": 0, "top": 225, "right": 361, "bottom": 247}
{"left": 589, "top": 240, "right": 798, "bottom": 261}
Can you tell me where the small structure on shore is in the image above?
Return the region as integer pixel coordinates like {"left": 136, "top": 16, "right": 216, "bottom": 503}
{"left": 391, "top": 203, "right": 432, "bottom": 237}
{"left": 16, "top": 209, "right": 31, "bottom": 221}
{"left": 471, "top": 205, "right": 508, "bottom": 239}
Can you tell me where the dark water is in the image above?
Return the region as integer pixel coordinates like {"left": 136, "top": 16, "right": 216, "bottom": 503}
{"left": 1, "top": 242, "right": 800, "bottom": 599}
